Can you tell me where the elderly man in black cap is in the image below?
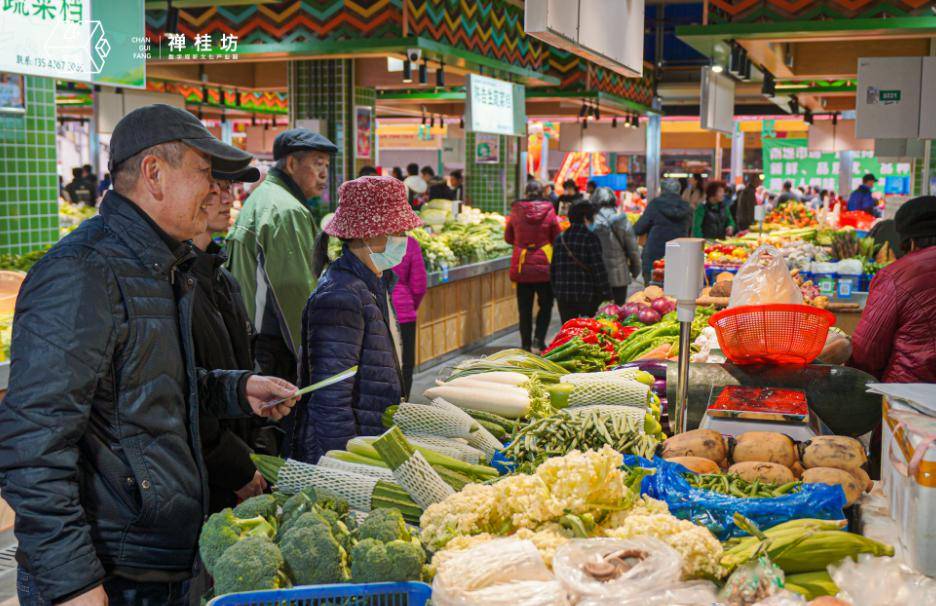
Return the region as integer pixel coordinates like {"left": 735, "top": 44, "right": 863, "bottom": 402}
{"left": 226, "top": 128, "right": 338, "bottom": 383}
{"left": 0, "top": 104, "right": 298, "bottom": 606}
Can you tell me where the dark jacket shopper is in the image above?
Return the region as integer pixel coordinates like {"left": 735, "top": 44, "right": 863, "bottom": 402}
{"left": 590, "top": 187, "right": 641, "bottom": 304}
{"left": 289, "top": 176, "right": 422, "bottom": 463}
{"left": 551, "top": 202, "right": 611, "bottom": 322}
{"left": 848, "top": 173, "right": 879, "bottom": 216}
{"left": 0, "top": 104, "right": 297, "bottom": 606}
{"left": 227, "top": 129, "right": 338, "bottom": 383}
{"left": 391, "top": 235, "right": 428, "bottom": 400}
{"left": 734, "top": 181, "right": 758, "bottom": 232}
{"left": 693, "top": 181, "right": 735, "bottom": 240}
{"left": 850, "top": 196, "right": 936, "bottom": 383}
{"left": 505, "top": 180, "right": 562, "bottom": 352}
{"left": 64, "top": 166, "right": 94, "bottom": 206}
{"left": 633, "top": 178, "right": 693, "bottom": 284}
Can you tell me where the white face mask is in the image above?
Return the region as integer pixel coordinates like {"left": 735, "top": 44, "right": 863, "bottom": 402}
{"left": 367, "top": 235, "right": 408, "bottom": 271}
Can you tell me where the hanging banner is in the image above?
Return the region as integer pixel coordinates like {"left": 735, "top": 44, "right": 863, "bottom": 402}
{"left": 0, "top": 0, "right": 146, "bottom": 88}
{"left": 354, "top": 105, "right": 373, "bottom": 160}
{"left": 761, "top": 138, "right": 910, "bottom": 195}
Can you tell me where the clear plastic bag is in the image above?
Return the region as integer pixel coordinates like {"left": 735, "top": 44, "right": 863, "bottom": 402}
{"left": 553, "top": 537, "right": 717, "bottom": 606}
{"left": 719, "top": 556, "right": 787, "bottom": 606}
{"left": 623, "top": 456, "right": 846, "bottom": 539}
{"left": 552, "top": 537, "right": 681, "bottom": 599}
{"left": 751, "top": 591, "right": 808, "bottom": 605}
{"left": 830, "top": 554, "right": 936, "bottom": 606}
{"left": 729, "top": 245, "right": 804, "bottom": 307}
{"left": 432, "top": 539, "right": 563, "bottom": 606}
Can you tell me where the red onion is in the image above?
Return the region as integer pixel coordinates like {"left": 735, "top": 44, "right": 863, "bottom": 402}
{"left": 599, "top": 303, "right": 621, "bottom": 317}
{"left": 621, "top": 302, "right": 641, "bottom": 318}
{"left": 652, "top": 379, "right": 667, "bottom": 397}
{"left": 637, "top": 307, "right": 661, "bottom": 324}
{"left": 651, "top": 297, "right": 674, "bottom": 315}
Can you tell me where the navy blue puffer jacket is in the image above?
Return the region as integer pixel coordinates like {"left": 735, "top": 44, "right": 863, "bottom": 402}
{"left": 286, "top": 249, "right": 403, "bottom": 463}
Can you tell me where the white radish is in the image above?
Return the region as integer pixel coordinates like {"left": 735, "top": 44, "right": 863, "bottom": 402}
{"left": 441, "top": 372, "right": 529, "bottom": 388}
{"left": 423, "top": 385, "right": 530, "bottom": 418}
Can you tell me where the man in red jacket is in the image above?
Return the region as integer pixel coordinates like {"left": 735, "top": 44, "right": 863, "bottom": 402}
{"left": 506, "top": 180, "right": 562, "bottom": 353}
{"left": 838, "top": 196, "right": 936, "bottom": 382}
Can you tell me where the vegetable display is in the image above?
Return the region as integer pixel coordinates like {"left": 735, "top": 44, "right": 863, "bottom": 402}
{"left": 684, "top": 472, "right": 801, "bottom": 498}
{"left": 410, "top": 211, "right": 512, "bottom": 272}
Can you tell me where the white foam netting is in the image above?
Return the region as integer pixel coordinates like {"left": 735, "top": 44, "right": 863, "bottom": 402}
{"left": 393, "top": 401, "right": 474, "bottom": 438}
{"left": 404, "top": 433, "right": 485, "bottom": 464}
{"left": 563, "top": 379, "right": 650, "bottom": 408}
{"left": 466, "top": 425, "right": 503, "bottom": 460}
{"left": 317, "top": 455, "right": 396, "bottom": 481}
{"left": 392, "top": 451, "right": 454, "bottom": 508}
{"left": 277, "top": 458, "right": 378, "bottom": 512}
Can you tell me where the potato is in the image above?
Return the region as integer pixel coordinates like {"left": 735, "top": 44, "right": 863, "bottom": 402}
{"left": 715, "top": 271, "right": 734, "bottom": 283}
{"left": 643, "top": 285, "right": 664, "bottom": 300}
{"left": 809, "top": 598, "right": 851, "bottom": 606}
{"left": 732, "top": 431, "right": 798, "bottom": 468}
{"left": 728, "top": 461, "right": 795, "bottom": 485}
{"left": 791, "top": 460, "right": 805, "bottom": 479}
{"left": 662, "top": 429, "right": 727, "bottom": 465}
{"left": 666, "top": 456, "right": 721, "bottom": 474}
{"left": 850, "top": 466, "right": 873, "bottom": 493}
{"left": 802, "top": 467, "right": 863, "bottom": 506}
{"left": 627, "top": 291, "right": 650, "bottom": 305}
{"left": 802, "top": 436, "right": 867, "bottom": 471}
{"left": 709, "top": 280, "right": 733, "bottom": 298}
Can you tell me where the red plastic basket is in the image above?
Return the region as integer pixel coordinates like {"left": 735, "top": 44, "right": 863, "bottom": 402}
{"left": 708, "top": 304, "right": 835, "bottom": 365}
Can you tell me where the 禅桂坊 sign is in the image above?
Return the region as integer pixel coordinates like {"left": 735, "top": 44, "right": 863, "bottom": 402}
{"left": 762, "top": 138, "right": 910, "bottom": 195}
{"left": 0, "top": 0, "right": 146, "bottom": 88}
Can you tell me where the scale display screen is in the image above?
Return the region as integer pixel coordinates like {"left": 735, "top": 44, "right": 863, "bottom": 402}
{"left": 707, "top": 386, "right": 809, "bottom": 423}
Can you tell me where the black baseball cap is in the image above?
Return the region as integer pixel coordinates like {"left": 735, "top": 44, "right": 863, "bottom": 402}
{"left": 212, "top": 160, "right": 260, "bottom": 183}
{"left": 273, "top": 128, "right": 338, "bottom": 160}
{"left": 862, "top": 173, "right": 878, "bottom": 183}
{"left": 108, "top": 104, "right": 252, "bottom": 172}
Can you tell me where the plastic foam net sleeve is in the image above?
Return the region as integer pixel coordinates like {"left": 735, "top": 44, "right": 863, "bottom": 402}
{"left": 277, "top": 459, "right": 379, "bottom": 512}
{"left": 393, "top": 451, "right": 455, "bottom": 508}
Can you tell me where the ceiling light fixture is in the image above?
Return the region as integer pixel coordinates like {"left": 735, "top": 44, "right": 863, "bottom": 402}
{"left": 436, "top": 61, "right": 445, "bottom": 87}
{"left": 612, "top": 116, "right": 618, "bottom": 128}
{"left": 711, "top": 64, "right": 724, "bottom": 74}
{"left": 594, "top": 103, "right": 601, "bottom": 121}
{"left": 418, "top": 58, "right": 428, "bottom": 84}
{"left": 579, "top": 102, "right": 588, "bottom": 118}
{"left": 402, "top": 59, "right": 412, "bottom": 83}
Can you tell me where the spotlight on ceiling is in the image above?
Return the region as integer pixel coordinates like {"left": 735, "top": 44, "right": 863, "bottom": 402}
{"left": 402, "top": 60, "right": 412, "bottom": 83}
{"left": 436, "top": 61, "right": 445, "bottom": 87}
{"left": 418, "top": 59, "right": 428, "bottom": 84}
{"left": 612, "top": 116, "right": 618, "bottom": 128}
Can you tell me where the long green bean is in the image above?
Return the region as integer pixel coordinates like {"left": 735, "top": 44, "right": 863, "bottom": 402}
{"left": 683, "top": 472, "right": 802, "bottom": 498}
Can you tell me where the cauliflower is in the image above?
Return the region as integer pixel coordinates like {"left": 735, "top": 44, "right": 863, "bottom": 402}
{"left": 420, "top": 483, "right": 501, "bottom": 551}
{"left": 601, "top": 497, "right": 723, "bottom": 579}
{"left": 430, "top": 523, "right": 573, "bottom": 570}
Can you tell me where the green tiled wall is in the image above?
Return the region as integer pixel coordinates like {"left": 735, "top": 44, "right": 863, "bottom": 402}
{"left": 0, "top": 76, "right": 59, "bottom": 254}
{"left": 912, "top": 149, "right": 936, "bottom": 196}
{"left": 353, "top": 86, "right": 376, "bottom": 177}
{"left": 288, "top": 58, "right": 354, "bottom": 208}
{"left": 465, "top": 132, "right": 520, "bottom": 214}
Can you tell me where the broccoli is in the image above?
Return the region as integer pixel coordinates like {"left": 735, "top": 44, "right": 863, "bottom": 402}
{"left": 212, "top": 535, "right": 289, "bottom": 596}
{"left": 356, "top": 507, "right": 410, "bottom": 543}
{"left": 279, "top": 488, "right": 318, "bottom": 529}
{"left": 198, "top": 508, "right": 275, "bottom": 576}
{"left": 349, "top": 538, "right": 426, "bottom": 583}
{"left": 233, "top": 494, "right": 279, "bottom": 521}
{"left": 280, "top": 523, "right": 349, "bottom": 585}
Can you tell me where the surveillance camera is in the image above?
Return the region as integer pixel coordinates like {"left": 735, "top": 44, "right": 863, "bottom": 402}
{"left": 406, "top": 48, "right": 422, "bottom": 62}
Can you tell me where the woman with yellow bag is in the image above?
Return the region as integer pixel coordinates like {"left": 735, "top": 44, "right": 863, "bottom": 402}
{"left": 505, "top": 180, "right": 561, "bottom": 353}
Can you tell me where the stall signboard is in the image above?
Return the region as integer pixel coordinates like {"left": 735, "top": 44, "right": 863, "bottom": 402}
{"left": 355, "top": 106, "right": 373, "bottom": 160}
{"left": 466, "top": 74, "right": 526, "bottom": 137}
{"left": 762, "top": 138, "right": 910, "bottom": 195}
{"left": 0, "top": 0, "right": 146, "bottom": 88}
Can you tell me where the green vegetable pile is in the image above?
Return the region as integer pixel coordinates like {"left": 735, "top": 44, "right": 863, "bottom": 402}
{"left": 409, "top": 213, "right": 511, "bottom": 272}
{"left": 59, "top": 201, "right": 97, "bottom": 236}
{"left": 198, "top": 488, "right": 428, "bottom": 598}
{"left": 684, "top": 472, "right": 802, "bottom": 498}
{"left": 617, "top": 307, "right": 715, "bottom": 363}
{"left": 503, "top": 408, "right": 660, "bottom": 474}
{"left": 0, "top": 247, "right": 48, "bottom": 273}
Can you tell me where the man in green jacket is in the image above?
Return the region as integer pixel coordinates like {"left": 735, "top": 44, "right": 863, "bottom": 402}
{"left": 227, "top": 129, "right": 337, "bottom": 382}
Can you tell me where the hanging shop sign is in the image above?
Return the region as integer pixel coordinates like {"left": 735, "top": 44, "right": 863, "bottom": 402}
{"left": 762, "top": 138, "right": 911, "bottom": 195}
{"left": 0, "top": 0, "right": 146, "bottom": 88}
{"left": 466, "top": 74, "right": 526, "bottom": 137}
{"left": 855, "top": 57, "right": 922, "bottom": 140}
{"left": 355, "top": 106, "right": 373, "bottom": 160}
{"left": 475, "top": 133, "right": 500, "bottom": 164}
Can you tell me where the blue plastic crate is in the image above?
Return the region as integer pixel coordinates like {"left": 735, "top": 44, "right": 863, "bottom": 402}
{"left": 207, "top": 582, "right": 432, "bottom": 606}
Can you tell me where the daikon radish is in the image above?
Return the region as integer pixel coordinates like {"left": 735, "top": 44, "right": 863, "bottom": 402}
{"left": 423, "top": 385, "right": 530, "bottom": 418}
{"left": 442, "top": 371, "right": 529, "bottom": 387}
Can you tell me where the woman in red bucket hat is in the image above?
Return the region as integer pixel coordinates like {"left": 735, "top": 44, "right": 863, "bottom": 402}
{"left": 285, "top": 176, "right": 423, "bottom": 463}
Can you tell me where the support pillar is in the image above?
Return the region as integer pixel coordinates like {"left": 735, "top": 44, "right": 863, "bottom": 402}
{"left": 730, "top": 122, "right": 745, "bottom": 186}
{"left": 839, "top": 150, "right": 854, "bottom": 199}
{"left": 646, "top": 114, "right": 661, "bottom": 198}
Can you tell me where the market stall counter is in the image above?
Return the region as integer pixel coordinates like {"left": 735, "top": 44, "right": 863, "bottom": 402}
{"left": 415, "top": 256, "right": 517, "bottom": 369}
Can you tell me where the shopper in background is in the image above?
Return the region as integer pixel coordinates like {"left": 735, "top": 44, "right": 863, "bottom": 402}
{"left": 358, "top": 165, "right": 378, "bottom": 177}
{"left": 391, "top": 234, "right": 428, "bottom": 400}
{"left": 81, "top": 163, "right": 98, "bottom": 195}
{"left": 427, "top": 179, "right": 455, "bottom": 204}
{"left": 295, "top": 176, "right": 422, "bottom": 463}
{"left": 0, "top": 104, "right": 297, "bottom": 606}
{"left": 544, "top": 182, "right": 560, "bottom": 210}
{"left": 391, "top": 166, "right": 404, "bottom": 181}
{"left": 848, "top": 173, "right": 880, "bottom": 216}
{"left": 557, "top": 178, "right": 584, "bottom": 216}
{"left": 420, "top": 165, "right": 436, "bottom": 183}
{"left": 551, "top": 202, "right": 611, "bottom": 321}
{"left": 227, "top": 128, "right": 338, "bottom": 383}
{"left": 634, "top": 178, "right": 693, "bottom": 285}
{"left": 693, "top": 181, "right": 735, "bottom": 239}
{"left": 681, "top": 173, "right": 705, "bottom": 209}
{"left": 403, "top": 162, "right": 427, "bottom": 207}
{"left": 590, "top": 186, "right": 641, "bottom": 304}
{"left": 585, "top": 180, "right": 597, "bottom": 196}
{"left": 505, "top": 180, "right": 561, "bottom": 353}
{"left": 776, "top": 181, "right": 799, "bottom": 205}
{"left": 96, "top": 172, "right": 111, "bottom": 199}
{"left": 449, "top": 169, "right": 464, "bottom": 200}
{"left": 64, "top": 166, "right": 94, "bottom": 206}
{"left": 733, "top": 177, "right": 758, "bottom": 232}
